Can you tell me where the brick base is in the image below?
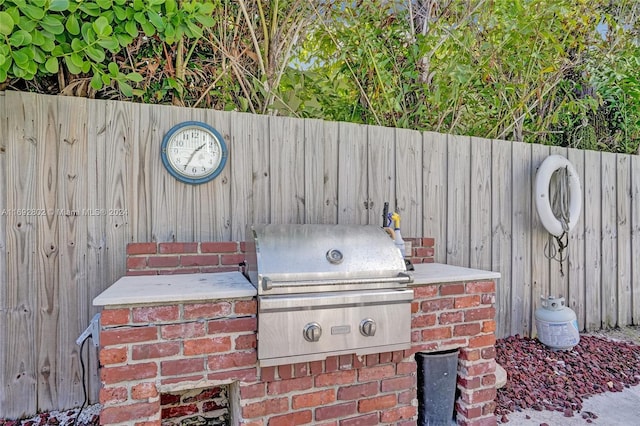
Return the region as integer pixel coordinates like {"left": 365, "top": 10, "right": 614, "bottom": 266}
{"left": 97, "top": 239, "right": 495, "bottom": 425}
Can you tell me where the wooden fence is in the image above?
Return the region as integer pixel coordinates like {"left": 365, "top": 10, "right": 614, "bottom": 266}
{"left": 0, "top": 90, "right": 639, "bottom": 418}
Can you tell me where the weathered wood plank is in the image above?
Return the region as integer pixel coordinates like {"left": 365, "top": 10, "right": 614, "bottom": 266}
{"left": 0, "top": 91, "right": 9, "bottom": 414}
{"left": 600, "top": 152, "right": 617, "bottom": 327}
{"left": 583, "top": 150, "right": 602, "bottom": 330}
{"left": 530, "top": 144, "right": 551, "bottom": 337}
{"left": 149, "top": 104, "right": 178, "bottom": 242}
{"left": 367, "top": 125, "right": 395, "bottom": 226}
{"left": 616, "top": 154, "right": 631, "bottom": 326}
{"left": 491, "top": 139, "right": 512, "bottom": 338}
{"left": 548, "top": 146, "right": 569, "bottom": 300}
{"left": 469, "top": 137, "right": 492, "bottom": 271}
{"left": 511, "top": 142, "right": 531, "bottom": 335}
{"left": 446, "top": 135, "right": 471, "bottom": 266}
{"left": 422, "top": 132, "right": 447, "bottom": 262}
{"left": 230, "top": 112, "right": 253, "bottom": 237}
{"left": 270, "top": 116, "right": 304, "bottom": 224}
{"left": 2, "top": 91, "right": 39, "bottom": 418}
{"left": 338, "top": 122, "right": 368, "bottom": 224}
{"left": 200, "top": 109, "right": 232, "bottom": 240}
{"left": 85, "top": 98, "right": 108, "bottom": 402}
{"left": 35, "top": 95, "right": 60, "bottom": 412}
{"left": 303, "top": 119, "right": 339, "bottom": 225}
{"left": 395, "top": 128, "right": 422, "bottom": 238}
{"left": 632, "top": 155, "right": 640, "bottom": 324}
{"left": 55, "top": 96, "right": 88, "bottom": 409}
{"left": 250, "top": 114, "right": 271, "bottom": 230}
{"left": 104, "top": 100, "right": 133, "bottom": 284}
{"left": 130, "top": 103, "right": 155, "bottom": 242}
{"left": 567, "top": 148, "right": 585, "bottom": 330}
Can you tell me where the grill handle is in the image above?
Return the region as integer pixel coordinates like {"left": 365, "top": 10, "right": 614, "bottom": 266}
{"left": 262, "top": 273, "right": 413, "bottom": 290}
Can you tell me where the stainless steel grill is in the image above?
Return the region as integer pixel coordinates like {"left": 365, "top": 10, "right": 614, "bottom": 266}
{"left": 245, "top": 224, "right": 414, "bottom": 367}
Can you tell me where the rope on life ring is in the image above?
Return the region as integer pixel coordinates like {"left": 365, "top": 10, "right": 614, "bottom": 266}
{"left": 534, "top": 155, "right": 582, "bottom": 238}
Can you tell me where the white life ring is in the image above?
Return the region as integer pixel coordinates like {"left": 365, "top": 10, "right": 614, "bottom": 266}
{"left": 534, "top": 155, "right": 582, "bottom": 237}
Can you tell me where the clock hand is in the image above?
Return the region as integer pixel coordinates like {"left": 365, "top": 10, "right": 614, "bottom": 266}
{"left": 184, "top": 143, "right": 206, "bottom": 169}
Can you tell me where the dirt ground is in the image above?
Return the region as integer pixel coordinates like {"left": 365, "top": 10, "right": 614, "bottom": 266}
{"left": 586, "top": 325, "right": 640, "bottom": 345}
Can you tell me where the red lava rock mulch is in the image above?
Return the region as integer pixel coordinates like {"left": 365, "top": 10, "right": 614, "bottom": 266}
{"left": 495, "top": 334, "right": 640, "bottom": 423}
{"left": 0, "top": 406, "right": 99, "bottom": 426}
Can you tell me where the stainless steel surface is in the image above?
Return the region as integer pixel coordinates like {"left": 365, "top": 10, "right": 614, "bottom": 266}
{"left": 245, "top": 224, "right": 407, "bottom": 295}
{"left": 245, "top": 223, "right": 414, "bottom": 366}
{"left": 261, "top": 274, "right": 412, "bottom": 292}
{"left": 257, "top": 289, "right": 413, "bottom": 366}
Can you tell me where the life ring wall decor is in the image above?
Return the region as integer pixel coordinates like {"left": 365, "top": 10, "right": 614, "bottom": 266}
{"left": 534, "top": 155, "right": 582, "bottom": 237}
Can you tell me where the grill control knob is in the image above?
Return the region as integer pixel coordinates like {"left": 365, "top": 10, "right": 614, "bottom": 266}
{"left": 303, "top": 322, "right": 322, "bottom": 342}
{"left": 360, "top": 318, "right": 376, "bottom": 337}
{"left": 326, "top": 249, "right": 344, "bottom": 264}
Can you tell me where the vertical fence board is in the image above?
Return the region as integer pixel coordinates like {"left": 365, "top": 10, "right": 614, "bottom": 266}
{"left": 567, "top": 148, "right": 586, "bottom": 330}
{"left": 105, "top": 101, "right": 133, "bottom": 285}
{"left": 230, "top": 112, "right": 252, "bottom": 237}
{"left": 3, "top": 92, "right": 39, "bottom": 417}
{"left": 338, "top": 122, "right": 368, "bottom": 224}
{"left": 0, "top": 92, "right": 8, "bottom": 415}
{"left": 367, "top": 126, "right": 395, "bottom": 226}
{"left": 304, "top": 119, "right": 339, "bottom": 225}
{"left": 549, "top": 146, "right": 569, "bottom": 300}
{"left": 131, "top": 103, "right": 154, "bottom": 242}
{"left": 632, "top": 155, "right": 640, "bottom": 324}
{"left": 469, "top": 137, "right": 491, "bottom": 271}
{"left": 85, "top": 99, "right": 108, "bottom": 402}
{"left": 492, "top": 139, "right": 512, "bottom": 337}
{"left": 446, "top": 135, "right": 471, "bottom": 266}
{"left": 395, "top": 128, "right": 422, "bottom": 237}
{"left": 616, "top": 154, "right": 631, "bottom": 326}
{"left": 35, "top": 96, "right": 60, "bottom": 411}
{"left": 530, "top": 144, "right": 551, "bottom": 336}
{"left": 511, "top": 142, "right": 532, "bottom": 335}
{"left": 250, "top": 115, "right": 271, "bottom": 229}
{"left": 584, "top": 150, "right": 602, "bottom": 330}
{"left": 201, "top": 109, "right": 232, "bottom": 240}
{"left": 304, "top": 119, "right": 325, "bottom": 225}
{"left": 322, "top": 122, "right": 340, "bottom": 224}
{"left": 270, "top": 116, "right": 304, "bottom": 224}
{"left": 56, "top": 97, "right": 88, "bottom": 409}
{"left": 601, "top": 152, "right": 617, "bottom": 327}
{"left": 423, "top": 132, "right": 447, "bottom": 262}
{"left": 148, "top": 105, "right": 176, "bottom": 242}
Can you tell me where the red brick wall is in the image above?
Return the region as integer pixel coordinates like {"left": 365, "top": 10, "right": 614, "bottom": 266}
{"left": 125, "top": 237, "right": 435, "bottom": 276}
{"left": 98, "top": 238, "right": 495, "bottom": 425}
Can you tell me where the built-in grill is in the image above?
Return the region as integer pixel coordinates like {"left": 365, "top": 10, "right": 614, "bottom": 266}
{"left": 244, "top": 224, "right": 414, "bottom": 367}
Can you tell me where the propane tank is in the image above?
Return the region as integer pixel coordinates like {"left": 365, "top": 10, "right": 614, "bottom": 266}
{"left": 535, "top": 296, "right": 580, "bottom": 350}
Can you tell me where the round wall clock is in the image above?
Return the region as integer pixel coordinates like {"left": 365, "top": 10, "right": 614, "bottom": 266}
{"left": 161, "top": 121, "right": 228, "bottom": 184}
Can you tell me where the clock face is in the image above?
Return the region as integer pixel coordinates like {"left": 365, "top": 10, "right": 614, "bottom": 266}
{"left": 161, "top": 122, "right": 228, "bottom": 184}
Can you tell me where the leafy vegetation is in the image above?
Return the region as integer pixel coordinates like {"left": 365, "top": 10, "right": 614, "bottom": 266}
{"left": 1, "top": 0, "right": 639, "bottom": 154}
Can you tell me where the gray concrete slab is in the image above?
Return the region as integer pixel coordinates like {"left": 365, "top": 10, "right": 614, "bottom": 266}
{"left": 502, "top": 384, "right": 640, "bottom": 425}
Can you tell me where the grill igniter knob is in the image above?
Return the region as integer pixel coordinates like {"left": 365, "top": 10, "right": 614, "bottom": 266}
{"left": 303, "top": 322, "right": 322, "bottom": 342}
{"left": 360, "top": 318, "right": 376, "bottom": 337}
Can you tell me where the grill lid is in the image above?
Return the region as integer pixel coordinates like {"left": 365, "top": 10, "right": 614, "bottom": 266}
{"left": 245, "top": 224, "right": 408, "bottom": 291}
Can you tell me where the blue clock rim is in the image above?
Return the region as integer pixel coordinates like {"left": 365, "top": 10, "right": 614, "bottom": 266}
{"left": 160, "top": 121, "right": 228, "bottom": 185}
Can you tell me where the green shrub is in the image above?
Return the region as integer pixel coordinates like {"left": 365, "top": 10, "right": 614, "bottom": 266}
{"left": 0, "top": 0, "right": 216, "bottom": 96}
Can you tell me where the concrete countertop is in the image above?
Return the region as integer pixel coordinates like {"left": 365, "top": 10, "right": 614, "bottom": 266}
{"left": 93, "top": 272, "right": 257, "bottom": 307}
{"left": 93, "top": 263, "right": 499, "bottom": 307}
{"left": 410, "top": 263, "right": 500, "bottom": 285}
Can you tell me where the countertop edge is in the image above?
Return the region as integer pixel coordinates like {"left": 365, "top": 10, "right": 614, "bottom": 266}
{"left": 409, "top": 263, "right": 500, "bottom": 286}
{"left": 93, "top": 271, "right": 257, "bottom": 307}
